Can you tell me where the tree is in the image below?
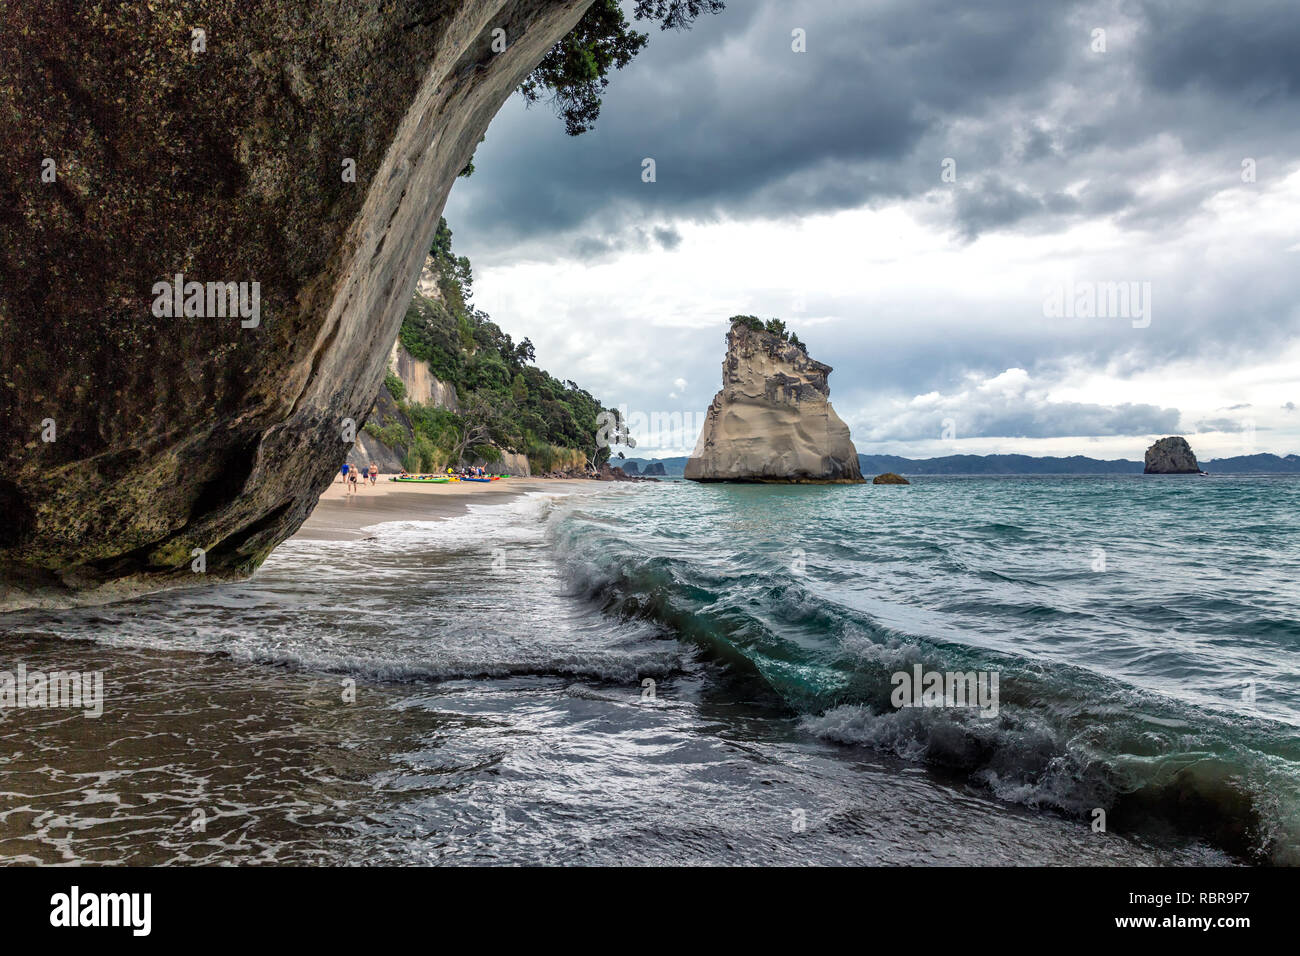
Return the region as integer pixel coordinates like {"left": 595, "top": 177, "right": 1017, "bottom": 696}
{"left": 520, "top": 0, "right": 725, "bottom": 136}
{"left": 514, "top": 337, "right": 535, "bottom": 366}
{"left": 450, "top": 393, "right": 518, "bottom": 465}
{"left": 429, "top": 217, "right": 454, "bottom": 260}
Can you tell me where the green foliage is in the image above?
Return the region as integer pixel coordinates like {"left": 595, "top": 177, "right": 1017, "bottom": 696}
{"left": 384, "top": 371, "right": 405, "bottom": 402}
{"left": 387, "top": 220, "right": 622, "bottom": 469}
{"left": 520, "top": 0, "right": 725, "bottom": 136}
{"left": 408, "top": 403, "right": 460, "bottom": 455}
{"left": 730, "top": 314, "right": 806, "bottom": 352}
{"left": 364, "top": 419, "right": 407, "bottom": 449}
{"left": 527, "top": 443, "right": 587, "bottom": 474}
{"left": 403, "top": 433, "right": 440, "bottom": 473}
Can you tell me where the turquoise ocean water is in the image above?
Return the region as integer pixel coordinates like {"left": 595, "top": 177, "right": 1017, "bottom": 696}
{"left": 2, "top": 476, "right": 1296, "bottom": 864}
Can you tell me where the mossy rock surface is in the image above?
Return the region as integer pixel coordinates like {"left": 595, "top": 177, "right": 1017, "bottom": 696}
{"left": 0, "top": 0, "right": 591, "bottom": 609}
{"left": 872, "top": 472, "right": 910, "bottom": 485}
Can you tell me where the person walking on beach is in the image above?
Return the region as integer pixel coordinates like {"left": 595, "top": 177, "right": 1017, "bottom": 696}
{"left": 348, "top": 466, "right": 359, "bottom": 495}
{"left": 340, "top": 462, "right": 349, "bottom": 484}
{"left": 368, "top": 462, "right": 378, "bottom": 485}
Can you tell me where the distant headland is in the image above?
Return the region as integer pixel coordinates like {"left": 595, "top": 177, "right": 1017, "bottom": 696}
{"left": 619, "top": 450, "right": 1300, "bottom": 478}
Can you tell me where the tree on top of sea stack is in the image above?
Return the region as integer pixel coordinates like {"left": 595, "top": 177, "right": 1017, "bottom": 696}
{"left": 684, "top": 317, "right": 864, "bottom": 483}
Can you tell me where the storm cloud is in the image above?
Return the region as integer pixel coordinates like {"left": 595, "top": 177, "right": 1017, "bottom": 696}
{"left": 450, "top": 0, "right": 1300, "bottom": 250}
{"left": 441, "top": 0, "right": 1300, "bottom": 458}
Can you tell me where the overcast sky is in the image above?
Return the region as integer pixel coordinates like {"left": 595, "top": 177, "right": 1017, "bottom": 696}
{"left": 444, "top": 0, "right": 1300, "bottom": 460}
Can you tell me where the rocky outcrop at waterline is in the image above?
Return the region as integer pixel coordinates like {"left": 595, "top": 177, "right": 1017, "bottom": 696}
{"left": 872, "top": 472, "right": 909, "bottom": 485}
{"left": 685, "top": 320, "right": 864, "bottom": 483}
{"left": 1144, "top": 437, "right": 1201, "bottom": 474}
{"left": 0, "top": 0, "right": 592, "bottom": 609}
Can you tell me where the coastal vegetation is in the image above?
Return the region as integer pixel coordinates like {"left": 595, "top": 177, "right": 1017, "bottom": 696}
{"left": 729, "top": 314, "right": 806, "bottom": 352}
{"left": 374, "top": 218, "right": 621, "bottom": 473}
{"left": 522, "top": 0, "right": 726, "bottom": 135}
{"left": 364, "top": 2, "right": 732, "bottom": 473}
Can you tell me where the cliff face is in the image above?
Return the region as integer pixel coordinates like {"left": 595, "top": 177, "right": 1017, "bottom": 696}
{"left": 389, "top": 341, "right": 461, "bottom": 412}
{"left": 394, "top": 256, "right": 461, "bottom": 411}
{"left": 0, "top": 0, "right": 591, "bottom": 609}
{"left": 685, "top": 323, "right": 864, "bottom": 483}
{"left": 1144, "top": 436, "right": 1201, "bottom": 474}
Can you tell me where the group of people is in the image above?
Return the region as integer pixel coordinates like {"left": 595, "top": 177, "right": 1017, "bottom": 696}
{"left": 340, "top": 461, "right": 379, "bottom": 493}
{"left": 391, "top": 465, "right": 491, "bottom": 479}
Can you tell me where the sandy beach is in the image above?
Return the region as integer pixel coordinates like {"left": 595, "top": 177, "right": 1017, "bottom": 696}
{"left": 293, "top": 475, "right": 607, "bottom": 541}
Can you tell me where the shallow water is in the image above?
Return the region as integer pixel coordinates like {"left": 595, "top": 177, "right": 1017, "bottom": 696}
{"left": 2, "top": 477, "right": 1296, "bottom": 864}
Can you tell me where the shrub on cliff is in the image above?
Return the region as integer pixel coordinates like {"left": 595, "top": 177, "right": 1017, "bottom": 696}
{"left": 364, "top": 419, "right": 407, "bottom": 451}
{"left": 728, "top": 315, "right": 807, "bottom": 353}
{"left": 384, "top": 371, "right": 405, "bottom": 402}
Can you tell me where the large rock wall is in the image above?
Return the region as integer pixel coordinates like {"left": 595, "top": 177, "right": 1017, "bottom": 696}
{"left": 478, "top": 451, "right": 531, "bottom": 476}
{"left": 685, "top": 322, "right": 864, "bottom": 483}
{"left": 389, "top": 341, "right": 461, "bottom": 412}
{"left": 0, "top": 0, "right": 592, "bottom": 609}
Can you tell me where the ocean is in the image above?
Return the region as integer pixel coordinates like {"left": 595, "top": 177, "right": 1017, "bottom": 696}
{"left": 2, "top": 476, "right": 1297, "bottom": 865}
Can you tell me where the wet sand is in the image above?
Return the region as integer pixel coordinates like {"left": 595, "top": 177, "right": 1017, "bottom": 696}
{"left": 294, "top": 476, "right": 606, "bottom": 541}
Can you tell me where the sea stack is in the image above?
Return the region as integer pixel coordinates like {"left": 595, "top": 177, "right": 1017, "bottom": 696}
{"left": 1144, "top": 436, "right": 1201, "bottom": 474}
{"left": 685, "top": 318, "right": 864, "bottom": 483}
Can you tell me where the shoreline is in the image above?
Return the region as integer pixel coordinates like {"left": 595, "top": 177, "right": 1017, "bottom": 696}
{"left": 292, "top": 475, "right": 609, "bottom": 542}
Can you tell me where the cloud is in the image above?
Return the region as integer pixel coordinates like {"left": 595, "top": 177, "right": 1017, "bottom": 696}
{"left": 1192, "top": 418, "right": 1254, "bottom": 433}
{"left": 653, "top": 226, "right": 682, "bottom": 250}
{"left": 1137, "top": 0, "right": 1300, "bottom": 100}
{"left": 436, "top": 0, "right": 1300, "bottom": 460}
{"left": 949, "top": 175, "right": 1071, "bottom": 242}
{"left": 853, "top": 368, "right": 1180, "bottom": 442}
{"left": 569, "top": 224, "right": 684, "bottom": 260}
{"left": 450, "top": 0, "right": 1300, "bottom": 256}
